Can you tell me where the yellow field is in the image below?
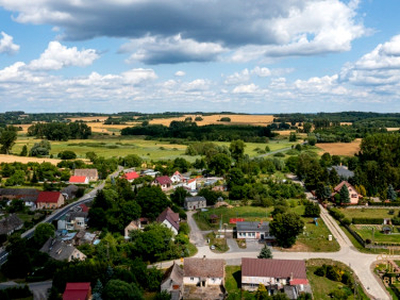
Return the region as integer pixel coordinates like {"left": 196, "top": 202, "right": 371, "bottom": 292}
{"left": 317, "top": 139, "right": 361, "bottom": 156}
{"left": 0, "top": 154, "right": 61, "bottom": 165}
{"left": 149, "top": 114, "right": 275, "bottom": 126}
{"left": 68, "top": 116, "right": 109, "bottom": 122}
{"left": 387, "top": 127, "right": 400, "bottom": 132}
{"left": 340, "top": 122, "right": 353, "bottom": 126}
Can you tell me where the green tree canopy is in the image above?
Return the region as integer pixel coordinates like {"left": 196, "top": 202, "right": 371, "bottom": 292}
{"left": 34, "top": 223, "right": 55, "bottom": 247}
{"left": 136, "top": 186, "right": 170, "bottom": 220}
{"left": 258, "top": 245, "right": 273, "bottom": 259}
{"left": 229, "top": 139, "right": 246, "bottom": 161}
{"left": 339, "top": 184, "right": 350, "bottom": 204}
{"left": 270, "top": 212, "right": 304, "bottom": 248}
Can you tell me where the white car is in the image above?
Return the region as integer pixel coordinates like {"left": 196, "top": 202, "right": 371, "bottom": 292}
{"left": 210, "top": 245, "right": 215, "bottom": 250}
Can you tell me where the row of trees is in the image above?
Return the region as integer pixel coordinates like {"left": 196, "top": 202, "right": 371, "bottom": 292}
{"left": 27, "top": 122, "right": 92, "bottom": 140}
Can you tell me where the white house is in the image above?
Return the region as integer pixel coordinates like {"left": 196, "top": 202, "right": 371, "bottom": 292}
{"left": 156, "top": 207, "right": 180, "bottom": 235}
{"left": 183, "top": 257, "right": 225, "bottom": 287}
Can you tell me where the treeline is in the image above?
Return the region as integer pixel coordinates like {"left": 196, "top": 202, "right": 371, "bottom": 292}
{"left": 121, "top": 121, "right": 277, "bottom": 142}
{"left": 27, "top": 122, "right": 92, "bottom": 140}
{"left": 313, "top": 124, "right": 387, "bottom": 143}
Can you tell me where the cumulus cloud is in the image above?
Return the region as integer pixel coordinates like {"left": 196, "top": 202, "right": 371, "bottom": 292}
{"left": 0, "top": 0, "right": 366, "bottom": 63}
{"left": 29, "top": 41, "right": 99, "bottom": 70}
{"left": 232, "top": 83, "right": 259, "bottom": 94}
{"left": 174, "top": 71, "right": 186, "bottom": 77}
{"left": 0, "top": 31, "right": 20, "bottom": 54}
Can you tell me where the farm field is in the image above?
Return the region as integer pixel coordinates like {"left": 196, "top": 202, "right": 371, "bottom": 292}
{"left": 149, "top": 114, "right": 275, "bottom": 126}
{"left": 316, "top": 139, "right": 361, "bottom": 156}
{"left": 339, "top": 208, "right": 400, "bottom": 220}
{"left": 215, "top": 140, "right": 297, "bottom": 157}
{"left": 0, "top": 154, "right": 61, "bottom": 165}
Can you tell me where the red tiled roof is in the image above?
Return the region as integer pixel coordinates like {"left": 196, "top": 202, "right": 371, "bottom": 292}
{"left": 79, "top": 204, "right": 89, "bottom": 212}
{"left": 69, "top": 176, "right": 87, "bottom": 183}
{"left": 242, "top": 258, "right": 307, "bottom": 280}
{"left": 333, "top": 181, "right": 355, "bottom": 193}
{"left": 63, "top": 282, "right": 91, "bottom": 300}
{"left": 187, "top": 178, "right": 196, "bottom": 183}
{"left": 37, "top": 191, "right": 62, "bottom": 203}
{"left": 155, "top": 176, "right": 172, "bottom": 185}
{"left": 290, "top": 279, "right": 309, "bottom": 285}
{"left": 123, "top": 171, "right": 139, "bottom": 181}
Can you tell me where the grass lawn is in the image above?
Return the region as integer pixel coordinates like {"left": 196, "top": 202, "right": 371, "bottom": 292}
{"left": 307, "top": 259, "right": 369, "bottom": 300}
{"left": 212, "top": 140, "right": 297, "bottom": 157}
{"left": 350, "top": 225, "right": 400, "bottom": 245}
{"left": 340, "top": 208, "right": 400, "bottom": 220}
{"left": 206, "top": 232, "right": 229, "bottom": 253}
{"left": 225, "top": 266, "right": 242, "bottom": 300}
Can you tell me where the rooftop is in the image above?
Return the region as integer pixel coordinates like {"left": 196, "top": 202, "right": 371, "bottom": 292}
{"left": 185, "top": 196, "right": 206, "bottom": 203}
{"left": 236, "top": 221, "right": 269, "bottom": 232}
{"left": 242, "top": 258, "right": 307, "bottom": 280}
{"left": 184, "top": 257, "right": 225, "bottom": 278}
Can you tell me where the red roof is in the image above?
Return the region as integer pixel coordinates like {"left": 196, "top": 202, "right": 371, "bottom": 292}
{"left": 155, "top": 176, "right": 172, "bottom": 185}
{"left": 79, "top": 204, "right": 89, "bottom": 212}
{"left": 123, "top": 171, "right": 139, "bottom": 181}
{"left": 69, "top": 176, "right": 87, "bottom": 183}
{"left": 37, "top": 191, "right": 62, "bottom": 203}
{"left": 242, "top": 258, "right": 307, "bottom": 280}
{"left": 63, "top": 282, "right": 91, "bottom": 300}
{"left": 290, "top": 279, "right": 309, "bottom": 285}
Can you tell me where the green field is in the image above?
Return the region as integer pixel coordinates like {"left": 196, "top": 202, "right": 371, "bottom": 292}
{"left": 340, "top": 208, "right": 400, "bottom": 220}
{"left": 351, "top": 225, "right": 400, "bottom": 244}
{"left": 11, "top": 136, "right": 296, "bottom": 162}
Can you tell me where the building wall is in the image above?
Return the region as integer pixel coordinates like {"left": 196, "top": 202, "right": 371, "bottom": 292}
{"left": 183, "top": 277, "right": 223, "bottom": 286}
{"left": 37, "top": 195, "right": 64, "bottom": 209}
{"left": 162, "top": 219, "right": 178, "bottom": 235}
{"left": 185, "top": 200, "right": 206, "bottom": 210}
{"left": 237, "top": 231, "right": 271, "bottom": 239}
{"left": 242, "top": 276, "right": 287, "bottom": 291}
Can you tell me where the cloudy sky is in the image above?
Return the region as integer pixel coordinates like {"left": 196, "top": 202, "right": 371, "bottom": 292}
{"left": 0, "top": 0, "right": 400, "bottom": 113}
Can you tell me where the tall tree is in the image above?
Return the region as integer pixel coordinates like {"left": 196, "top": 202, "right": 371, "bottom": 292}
{"left": 0, "top": 128, "right": 17, "bottom": 154}
{"left": 387, "top": 184, "right": 397, "bottom": 202}
{"left": 258, "top": 245, "right": 273, "bottom": 259}
{"left": 229, "top": 139, "right": 246, "bottom": 162}
{"left": 339, "top": 184, "right": 350, "bottom": 204}
{"left": 33, "top": 223, "right": 55, "bottom": 246}
{"left": 270, "top": 212, "right": 304, "bottom": 248}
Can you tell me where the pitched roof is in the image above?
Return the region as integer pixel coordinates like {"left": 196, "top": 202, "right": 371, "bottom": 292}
{"left": 156, "top": 207, "right": 180, "bottom": 231}
{"left": 69, "top": 176, "right": 88, "bottom": 183}
{"left": 236, "top": 221, "right": 269, "bottom": 232}
{"left": 242, "top": 258, "right": 307, "bottom": 280}
{"left": 123, "top": 171, "right": 139, "bottom": 181}
{"left": 184, "top": 258, "right": 225, "bottom": 278}
{"left": 61, "top": 185, "right": 79, "bottom": 198}
{"left": 37, "top": 191, "right": 62, "bottom": 203}
{"left": 79, "top": 204, "right": 89, "bottom": 212}
{"left": 74, "top": 169, "right": 98, "bottom": 178}
{"left": 330, "top": 166, "right": 354, "bottom": 178}
{"left": 40, "top": 238, "right": 79, "bottom": 261}
{"left": 155, "top": 176, "right": 172, "bottom": 185}
{"left": 0, "top": 214, "right": 24, "bottom": 235}
{"left": 185, "top": 196, "right": 206, "bottom": 203}
{"left": 333, "top": 181, "right": 356, "bottom": 193}
{"left": 63, "top": 282, "right": 91, "bottom": 300}
{"left": 0, "top": 188, "right": 40, "bottom": 201}
{"left": 162, "top": 262, "right": 183, "bottom": 286}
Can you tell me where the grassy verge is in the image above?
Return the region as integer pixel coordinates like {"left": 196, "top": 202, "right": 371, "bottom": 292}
{"left": 186, "top": 242, "right": 198, "bottom": 257}
{"left": 206, "top": 232, "right": 229, "bottom": 253}
{"left": 236, "top": 239, "right": 246, "bottom": 249}
{"left": 307, "top": 259, "right": 370, "bottom": 300}
{"left": 225, "top": 266, "right": 242, "bottom": 300}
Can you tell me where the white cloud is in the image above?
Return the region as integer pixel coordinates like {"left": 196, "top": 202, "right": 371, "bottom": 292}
{"left": 232, "top": 83, "right": 259, "bottom": 94}
{"left": 251, "top": 67, "right": 271, "bottom": 77}
{"left": 29, "top": 41, "right": 99, "bottom": 70}
{"left": 121, "top": 68, "right": 158, "bottom": 85}
{"left": 224, "top": 69, "right": 250, "bottom": 85}
{"left": 0, "top": 31, "right": 20, "bottom": 55}
{"left": 174, "top": 71, "right": 186, "bottom": 77}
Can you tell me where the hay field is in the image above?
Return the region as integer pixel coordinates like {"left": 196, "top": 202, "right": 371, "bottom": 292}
{"left": 340, "top": 122, "right": 353, "bottom": 126}
{"left": 0, "top": 154, "right": 61, "bottom": 165}
{"left": 149, "top": 114, "right": 275, "bottom": 126}
{"left": 68, "top": 116, "right": 109, "bottom": 122}
{"left": 387, "top": 127, "right": 400, "bottom": 132}
{"left": 317, "top": 139, "right": 361, "bottom": 156}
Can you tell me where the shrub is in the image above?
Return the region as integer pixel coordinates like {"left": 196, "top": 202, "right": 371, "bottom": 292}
{"left": 219, "top": 117, "right": 231, "bottom": 122}
{"left": 328, "top": 208, "right": 344, "bottom": 221}
{"left": 58, "top": 150, "right": 77, "bottom": 160}
{"left": 341, "top": 218, "right": 351, "bottom": 226}
{"left": 352, "top": 217, "right": 384, "bottom": 224}
{"left": 314, "top": 266, "right": 326, "bottom": 277}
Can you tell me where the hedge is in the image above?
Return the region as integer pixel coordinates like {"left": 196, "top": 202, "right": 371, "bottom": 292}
{"left": 368, "top": 201, "right": 400, "bottom": 207}
{"left": 352, "top": 218, "right": 384, "bottom": 224}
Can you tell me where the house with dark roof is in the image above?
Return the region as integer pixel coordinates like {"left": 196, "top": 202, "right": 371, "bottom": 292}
{"left": 0, "top": 188, "right": 40, "bottom": 209}
{"left": 0, "top": 214, "right": 24, "bottom": 235}
{"left": 63, "top": 282, "right": 91, "bottom": 300}
{"left": 61, "top": 185, "right": 79, "bottom": 200}
{"left": 40, "top": 238, "right": 86, "bottom": 262}
{"left": 183, "top": 257, "right": 225, "bottom": 287}
{"left": 161, "top": 262, "right": 184, "bottom": 300}
{"left": 156, "top": 207, "right": 180, "bottom": 235}
{"left": 241, "top": 258, "right": 311, "bottom": 298}
{"left": 74, "top": 169, "right": 99, "bottom": 182}
{"left": 68, "top": 176, "right": 89, "bottom": 185}
{"left": 236, "top": 221, "right": 274, "bottom": 240}
{"left": 329, "top": 165, "right": 354, "bottom": 179}
{"left": 332, "top": 181, "right": 360, "bottom": 205}
{"left": 153, "top": 176, "right": 173, "bottom": 191}
{"left": 184, "top": 196, "right": 206, "bottom": 210}
{"left": 36, "top": 191, "right": 65, "bottom": 209}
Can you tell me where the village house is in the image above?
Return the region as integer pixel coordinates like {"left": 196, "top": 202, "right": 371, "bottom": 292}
{"left": 68, "top": 176, "right": 89, "bottom": 185}
{"left": 153, "top": 176, "right": 173, "bottom": 191}
{"left": 0, "top": 188, "right": 40, "bottom": 209}
{"left": 236, "top": 221, "right": 274, "bottom": 240}
{"left": 156, "top": 207, "right": 180, "bottom": 235}
{"left": 63, "top": 282, "right": 91, "bottom": 300}
{"left": 183, "top": 178, "right": 197, "bottom": 191}
{"left": 241, "top": 258, "right": 311, "bottom": 298}
{"left": 183, "top": 257, "right": 225, "bottom": 287}
{"left": 124, "top": 218, "right": 150, "bottom": 238}
{"left": 0, "top": 214, "right": 24, "bottom": 235}
{"left": 61, "top": 185, "right": 80, "bottom": 200}
{"left": 74, "top": 169, "right": 99, "bottom": 182}
{"left": 184, "top": 196, "right": 206, "bottom": 210}
{"left": 170, "top": 171, "right": 186, "bottom": 183}
{"left": 141, "top": 169, "right": 160, "bottom": 177}
{"left": 36, "top": 191, "right": 65, "bottom": 209}
{"left": 332, "top": 181, "right": 361, "bottom": 205}
{"left": 58, "top": 212, "right": 88, "bottom": 231}
{"left": 40, "top": 238, "right": 86, "bottom": 262}
{"left": 122, "top": 171, "right": 139, "bottom": 182}
{"left": 161, "top": 262, "right": 184, "bottom": 300}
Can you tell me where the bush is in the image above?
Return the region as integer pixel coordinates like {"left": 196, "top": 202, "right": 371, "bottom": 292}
{"left": 328, "top": 208, "right": 344, "bottom": 221}
{"left": 58, "top": 150, "right": 77, "bottom": 160}
{"left": 314, "top": 266, "right": 326, "bottom": 277}
{"left": 341, "top": 218, "right": 351, "bottom": 226}
{"left": 352, "top": 217, "right": 384, "bottom": 224}
{"left": 326, "top": 265, "right": 342, "bottom": 282}
{"left": 219, "top": 117, "right": 231, "bottom": 122}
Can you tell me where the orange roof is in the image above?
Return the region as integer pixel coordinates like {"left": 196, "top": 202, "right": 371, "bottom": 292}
{"left": 123, "top": 171, "right": 139, "bottom": 180}
{"left": 69, "top": 176, "right": 87, "bottom": 183}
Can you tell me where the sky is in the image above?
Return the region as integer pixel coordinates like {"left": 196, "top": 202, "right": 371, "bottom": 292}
{"left": 1, "top": 0, "right": 400, "bottom": 114}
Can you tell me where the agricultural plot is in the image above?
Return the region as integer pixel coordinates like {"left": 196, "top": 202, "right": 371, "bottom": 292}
{"left": 316, "top": 139, "right": 361, "bottom": 156}
{"left": 0, "top": 154, "right": 61, "bottom": 165}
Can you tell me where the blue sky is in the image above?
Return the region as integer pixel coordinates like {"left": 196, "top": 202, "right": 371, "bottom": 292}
{"left": 1, "top": 0, "right": 400, "bottom": 113}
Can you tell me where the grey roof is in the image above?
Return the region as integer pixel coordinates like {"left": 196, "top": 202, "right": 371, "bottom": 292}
{"left": 0, "top": 188, "right": 40, "bottom": 201}
{"left": 67, "top": 211, "right": 88, "bottom": 222}
{"left": 0, "top": 214, "right": 24, "bottom": 235}
{"left": 330, "top": 166, "right": 354, "bottom": 179}
{"left": 236, "top": 221, "right": 269, "bottom": 232}
{"left": 162, "top": 262, "right": 183, "bottom": 286}
{"left": 61, "top": 185, "right": 79, "bottom": 198}
{"left": 40, "top": 237, "right": 77, "bottom": 261}
{"left": 185, "top": 196, "right": 206, "bottom": 203}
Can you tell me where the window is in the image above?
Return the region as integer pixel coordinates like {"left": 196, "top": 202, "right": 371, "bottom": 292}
{"left": 190, "top": 277, "right": 194, "bottom": 281}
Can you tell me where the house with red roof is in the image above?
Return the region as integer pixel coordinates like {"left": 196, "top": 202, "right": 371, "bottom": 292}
{"left": 170, "top": 171, "right": 186, "bottom": 183}
{"left": 153, "top": 176, "right": 173, "bottom": 191}
{"left": 68, "top": 176, "right": 89, "bottom": 185}
{"left": 122, "top": 171, "right": 139, "bottom": 182}
{"left": 156, "top": 207, "right": 180, "bottom": 235}
{"left": 241, "top": 258, "right": 311, "bottom": 297}
{"left": 332, "top": 181, "right": 361, "bottom": 205}
{"left": 63, "top": 282, "right": 91, "bottom": 300}
{"left": 36, "top": 191, "right": 65, "bottom": 209}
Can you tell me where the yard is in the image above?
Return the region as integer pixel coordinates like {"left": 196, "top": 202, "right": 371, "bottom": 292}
{"left": 350, "top": 225, "right": 400, "bottom": 245}
{"left": 340, "top": 208, "right": 400, "bottom": 220}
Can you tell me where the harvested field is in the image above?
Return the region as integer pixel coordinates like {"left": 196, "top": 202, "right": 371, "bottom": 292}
{"left": 149, "top": 114, "right": 275, "bottom": 126}
{"left": 87, "top": 122, "right": 138, "bottom": 134}
{"left": 340, "top": 122, "right": 353, "bottom": 126}
{"left": 68, "top": 116, "right": 109, "bottom": 122}
{"left": 0, "top": 154, "right": 61, "bottom": 165}
{"left": 317, "top": 139, "right": 361, "bottom": 156}
{"left": 387, "top": 127, "right": 400, "bottom": 132}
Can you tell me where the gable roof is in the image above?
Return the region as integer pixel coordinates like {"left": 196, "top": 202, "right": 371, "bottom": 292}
{"left": 236, "top": 221, "right": 269, "bottom": 232}
{"left": 63, "top": 282, "right": 91, "bottom": 300}
{"left": 61, "top": 185, "right": 79, "bottom": 198}
{"left": 40, "top": 238, "right": 79, "bottom": 261}
{"left": 155, "top": 176, "right": 172, "bottom": 185}
{"left": 74, "top": 169, "right": 98, "bottom": 178}
{"left": 330, "top": 166, "right": 354, "bottom": 179}
{"left": 162, "top": 262, "right": 183, "bottom": 286}
{"left": 156, "top": 207, "right": 180, "bottom": 231}
{"left": 0, "top": 188, "right": 40, "bottom": 201}
{"left": 69, "top": 176, "right": 88, "bottom": 184}
{"left": 185, "top": 196, "right": 206, "bottom": 203}
{"left": 0, "top": 214, "right": 24, "bottom": 235}
{"left": 333, "top": 181, "right": 357, "bottom": 193}
{"left": 184, "top": 258, "right": 225, "bottom": 278}
{"left": 37, "top": 191, "right": 62, "bottom": 203}
{"left": 123, "top": 171, "right": 139, "bottom": 181}
{"left": 242, "top": 258, "right": 307, "bottom": 280}
{"left": 79, "top": 204, "right": 89, "bottom": 212}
